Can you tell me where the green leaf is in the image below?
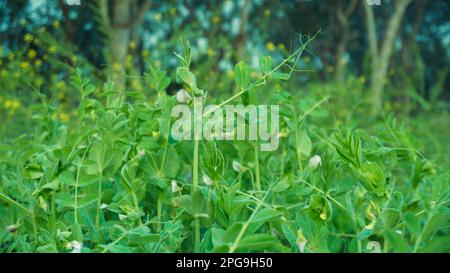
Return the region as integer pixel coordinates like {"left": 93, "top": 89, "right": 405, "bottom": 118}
{"left": 237, "top": 233, "right": 280, "bottom": 251}
{"left": 234, "top": 61, "right": 250, "bottom": 89}
{"left": 420, "top": 236, "right": 450, "bottom": 253}
{"left": 211, "top": 228, "right": 226, "bottom": 247}
{"left": 382, "top": 208, "right": 401, "bottom": 229}
{"left": 358, "top": 161, "right": 386, "bottom": 197}
{"left": 72, "top": 222, "right": 83, "bottom": 241}
{"left": 422, "top": 211, "right": 450, "bottom": 240}
{"left": 58, "top": 171, "right": 75, "bottom": 186}
{"left": 404, "top": 212, "right": 420, "bottom": 236}
{"left": 173, "top": 195, "right": 194, "bottom": 216}
{"left": 259, "top": 56, "right": 273, "bottom": 74}
{"left": 248, "top": 208, "right": 279, "bottom": 234}
{"left": 223, "top": 223, "right": 244, "bottom": 244}
{"left": 298, "top": 130, "right": 312, "bottom": 157}
{"left": 385, "top": 229, "right": 409, "bottom": 253}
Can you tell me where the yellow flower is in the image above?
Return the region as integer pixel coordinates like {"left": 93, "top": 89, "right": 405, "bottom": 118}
{"left": 24, "top": 33, "right": 33, "bottom": 42}
{"left": 4, "top": 99, "right": 12, "bottom": 109}
{"left": 52, "top": 20, "right": 60, "bottom": 28}
{"left": 35, "top": 78, "right": 44, "bottom": 86}
{"left": 48, "top": 46, "right": 57, "bottom": 54}
{"left": 264, "top": 9, "right": 271, "bottom": 17}
{"left": 20, "top": 62, "right": 30, "bottom": 69}
{"left": 35, "top": 59, "right": 43, "bottom": 67}
{"left": 11, "top": 100, "right": 21, "bottom": 110}
{"left": 113, "top": 62, "right": 121, "bottom": 72}
{"left": 27, "top": 49, "right": 37, "bottom": 59}
{"left": 131, "top": 80, "right": 141, "bottom": 90}
{"left": 60, "top": 113, "right": 69, "bottom": 123}
{"left": 56, "top": 81, "right": 66, "bottom": 89}
{"left": 142, "top": 50, "right": 150, "bottom": 58}
{"left": 129, "top": 41, "right": 137, "bottom": 50}
{"left": 266, "top": 41, "right": 276, "bottom": 51}
{"left": 56, "top": 92, "right": 65, "bottom": 100}
{"left": 277, "top": 43, "right": 285, "bottom": 50}
{"left": 154, "top": 13, "right": 162, "bottom": 21}
{"left": 125, "top": 54, "right": 133, "bottom": 68}
{"left": 212, "top": 15, "right": 220, "bottom": 24}
{"left": 357, "top": 76, "right": 365, "bottom": 84}
{"left": 207, "top": 48, "right": 216, "bottom": 57}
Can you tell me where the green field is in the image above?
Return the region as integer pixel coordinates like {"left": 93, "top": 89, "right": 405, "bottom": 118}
{"left": 0, "top": 0, "right": 448, "bottom": 253}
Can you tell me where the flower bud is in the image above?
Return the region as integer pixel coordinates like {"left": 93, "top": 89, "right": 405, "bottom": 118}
{"left": 308, "top": 155, "right": 321, "bottom": 169}
{"left": 232, "top": 161, "right": 243, "bottom": 173}
{"left": 203, "top": 174, "right": 213, "bottom": 186}
{"left": 296, "top": 229, "right": 307, "bottom": 253}
{"left": 137, "top": 150, "right": 145, "bottom": 158}
{"left": 171, "top": 180, "right": 181, "bottom": 193}
{"left": 176, "top": 89, "right": 192, "bottom": 104}
{"left": 5, "top": 224, "right": 19, "bottom": 233}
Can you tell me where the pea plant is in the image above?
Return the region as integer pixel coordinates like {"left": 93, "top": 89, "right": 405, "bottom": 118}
{"left": 0, "top": 37, "right": 448, "bottom": 253}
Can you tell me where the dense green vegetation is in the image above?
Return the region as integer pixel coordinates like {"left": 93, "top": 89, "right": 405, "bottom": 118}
{"left": 0, "top": 0, "right": 448, "bottom": 253}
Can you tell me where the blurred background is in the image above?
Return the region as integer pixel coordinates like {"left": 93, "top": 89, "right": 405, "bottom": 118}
{"left": 0, "top": 0, "right": 449, "bottom": 161}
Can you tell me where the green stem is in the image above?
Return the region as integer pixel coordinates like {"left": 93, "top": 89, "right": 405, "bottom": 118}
{"left": 31, "top": 213, "right": 38, "bottom": 244}
{"left": 253, "top": 144, "right": 261, "bottom": 192}
{"left": 0, "top": 192, "right": 32, "bottom": 215}
{"left": 229, "top": 185, "right": 273, "bottom": 253}
{"left": 156, "top": 193, "right": 162, "bottom": 232}
{"left": 50, "top": 192, "right": 56, "bottom": 233}
{"left": 300, "top": 179, "right": 349, "bottom": 214}
{"left": 95, "top": 170, "right": 103, "bottom": 230}
{"left": 131, "top": 191, "right": 143, "bottom": 225}
{"left": 202, "top": 33, "right": 319, "bottom": 118}
{"left": 192, "top": 139, "right": 200, "bottom": 252}
{"left": 74, "top": 145, "right": 90, "bottom": 224}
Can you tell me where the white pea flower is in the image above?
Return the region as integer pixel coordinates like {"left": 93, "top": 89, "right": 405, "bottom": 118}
{"left": 67, "top": 241, "right": 83, "bottom": 253}
{"left": 232, "top": 161, "right": 243, "bottom": 173}
{"left": 118, "top": 214, "right": 127, "bottom": 221}
{"left": 366, "top": 241, "right": 381, "bottom": 253}
{"left": 5, "top": 224, "right": 19, "bottom": 233}
{"left": 100, "top": 203, "right": 108, "bottom": 209}
{"left": 203, "top": 174, "right": 214, "bottom": 186}
{"left": 137, "top": 150, "right": 145, "bottom": 158}
{"left": 296, "top": 229, "right": 307, "bottom": 253}
{"left": 176, "top": 89, "right": 192, "bottom": 104}
{"left": 171, "top": 180, "right": 181, "bottom": 193}
{"left": 308, "top": 155, "right": 321, "bottom": 169}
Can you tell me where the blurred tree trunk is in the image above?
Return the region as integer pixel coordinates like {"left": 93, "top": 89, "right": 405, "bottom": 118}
{"left": 334, "top": 0, "right": 358, "bottom": 83}
{"left": 235, "top": 0, "right": 251, "bottom": 61}
{"left": 111, "top": 0, "right": 132, "bottom": 67}
{"left": 400, "top": 0, "right": 428, "bottom": 116}
{"left": 364, "top": 0, "right": 412, "bottom": 116}
{"left": 97, "top": 0, "right": 152, "bottom": 84}
{"left": 58, "top": 0, "right": 77, "bottom": 43}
